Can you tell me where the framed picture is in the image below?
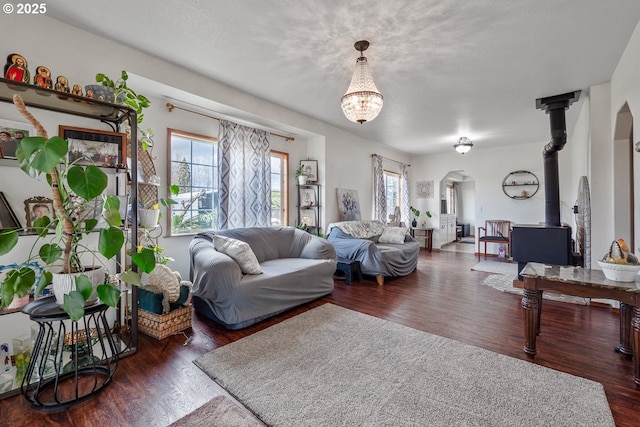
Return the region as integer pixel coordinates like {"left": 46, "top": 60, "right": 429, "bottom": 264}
{"left": 337, "top": 188, "right": 362, "bottom": 221}
{"left": 24, "top": 196, "right": 53, "bottom": 229}
{"left": 300, "top": 210, "right": 317, "bottom": 227}
{"left": 300, "top": 160, "right": 318, "bottom": 183}
{"left": 300, "top": 188, "right": 316, "bottom": 206}
{"left": 0, "top": 192, "right": 21, "bottom": 230}
{"left": 0, "top": 118, "right": 35, "bottom": 159}
{"left": 59, "top": 125, "right": 127, "bottom": 168}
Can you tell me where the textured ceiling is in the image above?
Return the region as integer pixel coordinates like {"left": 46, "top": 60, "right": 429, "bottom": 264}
{"left": 46, "top": 0, "right": 640, "bottom": 154}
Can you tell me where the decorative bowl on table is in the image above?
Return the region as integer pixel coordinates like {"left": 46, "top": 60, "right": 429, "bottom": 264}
{"left": 597, "top": 260, "right": 640, "bottom": 282}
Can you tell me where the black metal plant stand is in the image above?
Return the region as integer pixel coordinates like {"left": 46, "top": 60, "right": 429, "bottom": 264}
{"left": 20, "top": 298, "right": 119, "bottom": 410}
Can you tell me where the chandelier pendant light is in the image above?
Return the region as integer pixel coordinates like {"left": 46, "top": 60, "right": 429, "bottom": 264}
{"left": 454, "top": 137, "right": 474, "bottom": 154}
{"left": 341, "top": 40, "right": 384, "bottom": 124}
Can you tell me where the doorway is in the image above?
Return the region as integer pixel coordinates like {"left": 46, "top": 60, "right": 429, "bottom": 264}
{"left": 613, "top": 103, "right": 635, "bottom": 250}
{"left": 439, "top": 171, "right": 476, "bottom": 252}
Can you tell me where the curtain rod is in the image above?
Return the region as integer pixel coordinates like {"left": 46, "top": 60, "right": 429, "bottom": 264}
{"left": 372, "top": 153, "right": 410, "bottom": 167}
{"left": 166, "top": 102, "right": 295, "bottom": 142}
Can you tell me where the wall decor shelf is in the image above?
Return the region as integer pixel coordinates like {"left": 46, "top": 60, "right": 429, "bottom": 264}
{"left": 297, "top": 183, "right": 321, "bottom": 233}
{"left": 502, "top": 170, "right": 539, "bottom": 200}
{"left": 0, "top": 77, "right": 139, "bottom": 399}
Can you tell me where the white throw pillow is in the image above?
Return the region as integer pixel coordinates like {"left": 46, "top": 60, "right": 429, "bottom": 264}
{"left": 378, "top": 227, "right": 407, "bottom": 244}
{"left": 212, "top": 235, "right": 262, "bottom": 275}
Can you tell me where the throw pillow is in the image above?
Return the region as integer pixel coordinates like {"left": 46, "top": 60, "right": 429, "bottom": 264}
{"left": 378, "top": 227, "right": 407, "bottom": 244}
{"left": 213, "top": 235, "right": 262, "bottom": 275}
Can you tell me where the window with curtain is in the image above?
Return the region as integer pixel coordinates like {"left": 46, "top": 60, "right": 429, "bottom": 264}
{"left": 167, "top": 128, "right": 286, "bottom": 235}
{"left": 446, "top": 184, "right": 456, "bottom": 214}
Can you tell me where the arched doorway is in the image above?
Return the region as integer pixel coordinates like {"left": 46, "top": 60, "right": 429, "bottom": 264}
{"left": 613, "top": 103, "right": 634, "bottom": 250}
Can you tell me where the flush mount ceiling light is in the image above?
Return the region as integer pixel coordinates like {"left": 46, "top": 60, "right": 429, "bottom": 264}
{"left": 454, "top": 137, "right": 474, "bottom": 154}
{"left": 341, "top": 40, "right": 383, "bottom": 124}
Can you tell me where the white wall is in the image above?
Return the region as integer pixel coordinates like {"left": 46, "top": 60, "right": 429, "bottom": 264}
{"left": 410, "top": 142, "right": 548, "bottom": 250}
{"left": 457, "top": 181, "right": 476, "bottom": 232}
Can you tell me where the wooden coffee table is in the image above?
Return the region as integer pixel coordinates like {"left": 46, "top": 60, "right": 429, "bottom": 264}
{"left": 515, "top": 262, "right": 640, "bottom": 385}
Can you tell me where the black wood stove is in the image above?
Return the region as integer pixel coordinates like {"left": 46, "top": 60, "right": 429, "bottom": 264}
{"left": 512, "top": 91, "right": 582, "bottom": 277}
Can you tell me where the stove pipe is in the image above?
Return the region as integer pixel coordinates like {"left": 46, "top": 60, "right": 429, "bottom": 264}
{"left": 536, "top": 91, "right": 581, "bottom": 226}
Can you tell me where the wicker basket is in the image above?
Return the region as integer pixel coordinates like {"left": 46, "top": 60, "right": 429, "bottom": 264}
{"left": 138, "top": 305, "right": 192, "bottom": 340}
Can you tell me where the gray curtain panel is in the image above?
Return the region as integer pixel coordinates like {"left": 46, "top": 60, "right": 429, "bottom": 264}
{"left": 218, "top": 119, "right": 271, "bottom": 229}
{"left": 401, "top": 163, "right": 410, "bottom": 227}
{"left": 373, "top": 155, "right": 386, "bottom": 222}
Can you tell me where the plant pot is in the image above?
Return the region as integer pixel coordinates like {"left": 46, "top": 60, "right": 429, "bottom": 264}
{"left": 140, "top": 208, "right": 160, "bottom": 228}
{"left": 7, "top": 294, "right": 30, "bottom": 310}
{"left": 84, "top": 85, "right": 126, "bottom": 103}
{"left": 298, "top": 175, "right": 307, "bottom": 185}
{"left": 52, "top": 266, "right": 104, "bottom": 306}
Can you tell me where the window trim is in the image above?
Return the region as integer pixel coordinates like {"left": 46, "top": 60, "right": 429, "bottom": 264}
{"left": 383, "top": 169, "right": 402, "bottom": 218}
{"left": 270, "top": 150, "right": 289, "bottom": 227}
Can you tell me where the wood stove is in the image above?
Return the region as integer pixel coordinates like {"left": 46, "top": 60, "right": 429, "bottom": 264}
{"left": 512, "top": 91, "right": 581, "bottom": 277}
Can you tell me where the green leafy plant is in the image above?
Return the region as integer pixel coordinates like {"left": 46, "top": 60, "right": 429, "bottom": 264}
{"left": 95, "top": 70, "right": 150, "bottom": 124}
{"left": 410, "top": 206, "right": 432, "bottom": 219}
{"left": 0, "top": 96, "right": 156, "bottom": 321}
{"left": 294, "top": 164, "right": 305, "bottom": 177}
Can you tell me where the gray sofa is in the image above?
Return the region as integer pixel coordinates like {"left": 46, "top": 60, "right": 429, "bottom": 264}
{"left": 327, "top": 220, "right": 420, "bottom": 285}
{"left": 189, "top": 226, "right": 337, "bottom": 329}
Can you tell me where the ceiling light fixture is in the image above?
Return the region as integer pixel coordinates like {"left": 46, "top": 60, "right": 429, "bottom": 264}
{"left": 454, "top": 137, "right": 474, "bottom": 154}
{"left": 341, "top": 40, "right": 383, "bottom": 124}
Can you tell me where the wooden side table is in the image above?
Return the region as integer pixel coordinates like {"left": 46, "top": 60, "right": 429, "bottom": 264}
{"left": 410, "top": 228, "right": 434, "bottom": 252}
{"left": 335, "top": 258, "right": 364, "bottom": 285}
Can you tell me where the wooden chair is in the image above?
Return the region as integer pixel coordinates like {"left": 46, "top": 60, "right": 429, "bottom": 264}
{"left": 477, "top": 220, "right": 512, "bottom": 259}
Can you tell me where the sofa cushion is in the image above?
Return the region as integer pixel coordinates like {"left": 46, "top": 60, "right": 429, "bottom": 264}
{"left": 378, "top": 226, "right": 407, "bottom": 244}
{"left": 213, "top": 235, "right": 262, "bottom": 275}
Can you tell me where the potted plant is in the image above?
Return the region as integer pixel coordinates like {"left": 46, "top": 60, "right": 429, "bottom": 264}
{"left": 87, "top": 70, "right": 150, "bottom": 124}
{"left": 410, "top": 206, "right": 432, "bottom": 228}
{"left": 295, "top": 164, "right": 307, "bottom": 185}
{"left": 0, "top": 95, "right": 158, "bottom": 322}
{"left": 139, "top": 189, "right": 179, "bottom": 229}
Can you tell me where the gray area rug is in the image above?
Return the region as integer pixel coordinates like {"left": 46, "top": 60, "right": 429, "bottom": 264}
{"left": 168, "top": 395, "right": 263, "bottom": 427}
{"left": 471, "top": 260, "right": 520, "bottom": 275}
{"left": 473, "top": 260, "right": 589, "bottom": 305}
{"left": 195, "top": 304, "right": 613, "bottom": 426}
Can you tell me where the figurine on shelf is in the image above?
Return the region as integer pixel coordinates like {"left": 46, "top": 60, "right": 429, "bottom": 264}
{"left": 85, "top": 88, "right": 94, "bottom": 99}
{"left": 71, "top": 84, "right": 83, "bottom": 98}
{"left": 34, "top": 66, "right": 52, "bottom": 89}
{"left": 4, "top": 53, "right": 30, "bottom": 83}
{"left": 54, "top": 75, "right": 70, "bottom": 93}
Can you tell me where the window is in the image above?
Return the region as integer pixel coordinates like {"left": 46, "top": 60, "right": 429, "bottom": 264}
{"left": 384, "top": 170, "right": 402, "bottom": 218}
{"left": 167, "top": 129, "right": 218, "bottom": 236}
{"left": 446, "top": 184, "right": 455, "bottom": 214}
{"left": 270, "top": 151, "right": 288, "bottom": 226}
{"left": 167, "top": 128, "right": 287, "bottom": 235}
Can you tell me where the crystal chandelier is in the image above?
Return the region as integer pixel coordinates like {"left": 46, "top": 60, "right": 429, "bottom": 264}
{"left": 341, "top": 40, "right": 383, "bottom": 124}
{"left": 454, "top": 137, "right": 474, "bottom": 154}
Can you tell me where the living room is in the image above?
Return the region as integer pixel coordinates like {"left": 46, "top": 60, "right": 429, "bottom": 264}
{"left": 1, "top": 2, "right": 640, "bottom": 425}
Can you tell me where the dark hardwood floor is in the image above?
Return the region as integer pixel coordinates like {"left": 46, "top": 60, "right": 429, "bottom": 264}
{"left": 2, "top": 250, "right": 639, "bottom": 426}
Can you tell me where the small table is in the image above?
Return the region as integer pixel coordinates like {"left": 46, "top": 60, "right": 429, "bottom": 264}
{"left": 21, "top": 298, "right": 119, "bottom": 409}
{"left": 410, "top": 228, "right": 434, "bottom": 252}
{"left": 515, "top": 262, "right": 640, "bottom": 385}
{"left": 335, "top": 258, "right": 363, "bottom": 285}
